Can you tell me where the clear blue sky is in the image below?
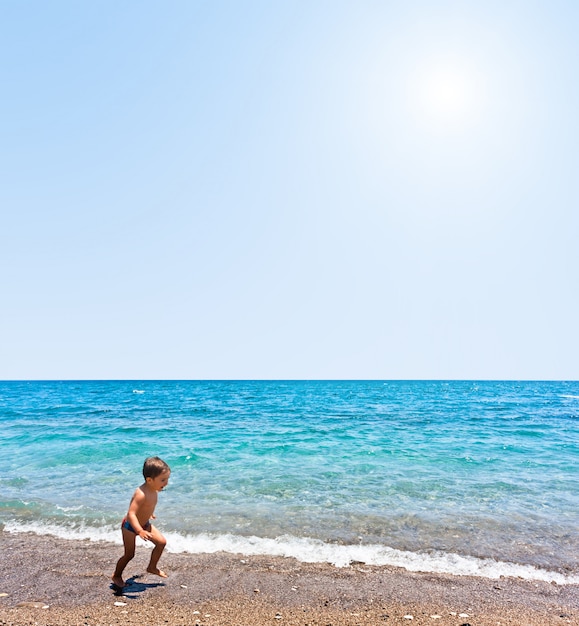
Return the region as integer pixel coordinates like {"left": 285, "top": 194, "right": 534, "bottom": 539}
{"left": 1, "top": 1, "right": 577, "bottom": 380}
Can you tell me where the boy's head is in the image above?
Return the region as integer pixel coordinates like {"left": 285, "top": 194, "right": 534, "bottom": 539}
{"left": 143, "top": 456, "right": 170, "bottom": 479}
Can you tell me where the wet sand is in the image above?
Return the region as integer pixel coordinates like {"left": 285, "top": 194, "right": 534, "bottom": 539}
{"left": 0, "top": 531, "right": 577, "bottom": 625}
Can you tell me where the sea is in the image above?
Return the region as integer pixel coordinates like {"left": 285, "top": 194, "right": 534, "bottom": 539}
{"left": 1, "top": 380, "right": 578, "bottom": 584}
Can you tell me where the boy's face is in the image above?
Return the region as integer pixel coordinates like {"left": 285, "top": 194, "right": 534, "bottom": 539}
{"left": 148, "top": 469, "right": 170, "bottom": 492}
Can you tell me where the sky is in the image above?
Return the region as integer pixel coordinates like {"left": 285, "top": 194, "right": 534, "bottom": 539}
{"left": 1, "top": 0, "right": 578, "bottom": 380}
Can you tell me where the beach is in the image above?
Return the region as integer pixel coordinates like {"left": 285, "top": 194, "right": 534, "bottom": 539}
{"left": 0, "top": 532, "right": 576, "bottom": 626}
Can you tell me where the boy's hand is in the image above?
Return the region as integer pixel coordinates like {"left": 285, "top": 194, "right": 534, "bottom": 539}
{"left": 139, "top": 530, "right": 152, "bottom": 541}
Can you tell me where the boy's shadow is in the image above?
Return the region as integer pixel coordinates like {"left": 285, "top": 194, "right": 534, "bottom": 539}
{"left": 110, "top": 574, "right": 166, "bottom": 598}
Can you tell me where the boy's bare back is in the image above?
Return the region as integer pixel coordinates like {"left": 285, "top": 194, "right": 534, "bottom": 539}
{"left": 129, "top": 483, "right": 158, "bottom": 527}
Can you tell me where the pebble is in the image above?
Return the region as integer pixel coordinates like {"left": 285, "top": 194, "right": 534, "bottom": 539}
{"left": 403, "top": 616, "right": 414, "bottom": 620}
{"left": 430, "top": 616, "right": 442, "bottom": 620}
{"left": 459, "top": 614, "right": 469, "bottom": 618}
{"left": 275, "top": 614, "right": 283, "bottom": 620}
{"left": 180, "top": 584, "right": 188, "bottom": 588}
{"left": 114, "top": 601, "right": 127, "bottom": 607}
{"left": 16, "top": 601, "right": 49, "bottom": 609}
{"left": 0, "top": 593, "right": 9, "bottom": 598}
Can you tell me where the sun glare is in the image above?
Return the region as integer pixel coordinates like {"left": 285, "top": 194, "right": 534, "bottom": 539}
{"left": 408, "top": 61, "right": 484, "bottom": 131}
{"left": 425, "top": 69, "right": 471, "bottom": 115}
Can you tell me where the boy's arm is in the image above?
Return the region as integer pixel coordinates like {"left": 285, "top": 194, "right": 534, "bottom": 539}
{"left": 126, "top": 489, "right": 152, "bottom": 540}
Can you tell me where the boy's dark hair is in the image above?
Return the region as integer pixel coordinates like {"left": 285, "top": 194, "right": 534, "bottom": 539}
{"left": 143, "top": 456, "right": 170, "bottom": 479}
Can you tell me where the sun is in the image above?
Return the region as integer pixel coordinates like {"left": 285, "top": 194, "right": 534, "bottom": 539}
{"left": 424, "top": 69, "right": 471, "bottom": 115}
{"left": 408, "top": 61, "right": 484, "bottom": 131}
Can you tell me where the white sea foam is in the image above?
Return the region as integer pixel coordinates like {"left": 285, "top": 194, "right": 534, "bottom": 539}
{"left": 3, "top": 520, "right": 123, "bottom": 545}
{"left": 55, "top": 505, "right": 85, "bottom": 512}
{"left": 4, "top": 521, "right": 578, "bottom": 585}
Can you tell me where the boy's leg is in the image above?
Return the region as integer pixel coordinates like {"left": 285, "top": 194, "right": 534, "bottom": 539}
{"left": 112, "top": 527, "right": 137, "bottom": 587}
{"left": 146, "top": 525, "right": 168, "bottom": 578}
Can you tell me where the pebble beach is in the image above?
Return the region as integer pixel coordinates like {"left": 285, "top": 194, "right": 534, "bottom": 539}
{"left": 0, "top": 532, "right": 577, "bottom": 626}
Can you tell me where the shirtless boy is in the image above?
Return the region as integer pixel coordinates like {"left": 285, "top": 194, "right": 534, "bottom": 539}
{"left": 112, "top": 456, "right": 171, "bottom": 589}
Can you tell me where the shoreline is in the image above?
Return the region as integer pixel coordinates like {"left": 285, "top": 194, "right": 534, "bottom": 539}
{"left": 5, "top": 521, "right": 578, "bottom": 584}
{"left": 0, "top": 532, "right": 577, "bottom": 625}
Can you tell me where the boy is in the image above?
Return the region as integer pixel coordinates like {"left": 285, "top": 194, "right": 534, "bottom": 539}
{"left": 112, "top": 456, "right": 171, "bottom": 589}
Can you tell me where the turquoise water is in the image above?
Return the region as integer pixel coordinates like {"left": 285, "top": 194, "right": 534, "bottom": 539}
{"left": 1, "top": 380, "right": 578, "bottom": 582}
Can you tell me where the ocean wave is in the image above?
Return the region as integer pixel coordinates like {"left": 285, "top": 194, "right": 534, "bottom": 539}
{"left": 3, "top": 520, "right": 122, "bottom": 544}
{"left": 4, "top": 521, "right": 578, "bottom": 585}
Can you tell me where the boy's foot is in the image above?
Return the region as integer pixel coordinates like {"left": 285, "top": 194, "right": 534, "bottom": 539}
{"left": 146, "top": 567, "right": 168, "bottom": 578}
{"left": 111, "top": 575, "right": 125, "bottom": 589}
